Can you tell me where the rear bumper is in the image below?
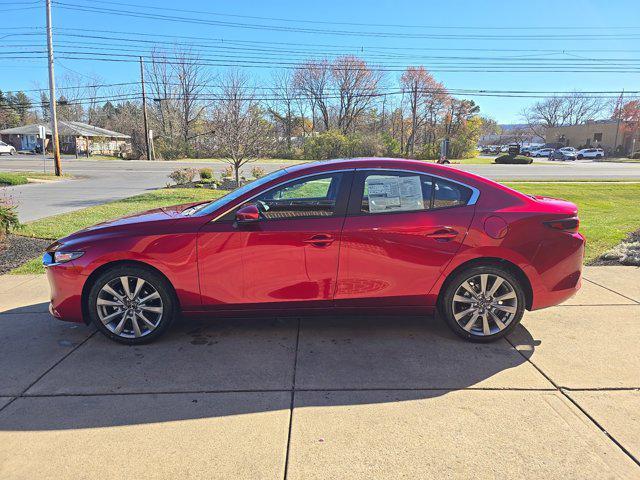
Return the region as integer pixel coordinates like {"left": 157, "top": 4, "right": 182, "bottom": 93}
{"left": 46, "top": 262, "right": 87, "bottom": 323}
{"left": 529, "top": 232, "right": 585, "bottom": 310}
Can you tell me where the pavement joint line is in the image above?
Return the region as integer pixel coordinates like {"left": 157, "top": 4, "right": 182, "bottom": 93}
{"left": 0, "top": 330, "right": 97, "bottom": 416}
{"left": 283, "top": 317, "right": 301, "bottom": 480}
{"left": 17, "top": 387, "right": 561, "bottom": 398}
{"left": 556, "top": 303, "right": 640, "bottom": 307}
{"left": 582, "top": 277, "right": 640, "bottom": 304}
{"left": 505, "top": 335, "right": 640, "bottom": 468}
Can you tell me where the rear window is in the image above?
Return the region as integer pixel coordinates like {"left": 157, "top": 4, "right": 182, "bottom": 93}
{"left": 433, "top": 178, "right": 473, "bottom": 209}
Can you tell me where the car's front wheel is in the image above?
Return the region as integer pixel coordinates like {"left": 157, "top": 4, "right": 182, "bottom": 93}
{"left": 439, "top": 266, "right": 525, "bottom": 342}
{"left": 87, "top": 265, "right": 176, "bottom": 344}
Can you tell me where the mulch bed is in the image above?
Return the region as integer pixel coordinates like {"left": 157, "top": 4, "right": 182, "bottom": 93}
{"left": 589, "top": 229, "right": 640, "bottom": 266}
{"left": 0, "top": 235, "right": 50, "bottom": 274}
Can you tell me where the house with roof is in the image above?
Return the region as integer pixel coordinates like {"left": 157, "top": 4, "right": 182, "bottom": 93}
{"left": 0, "top": 121, "right": 131, "bottom": 156}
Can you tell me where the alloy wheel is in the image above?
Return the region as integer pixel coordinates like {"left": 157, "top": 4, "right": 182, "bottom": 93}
{"left": 96, "top": 276, "right": 164, "bottom": 339}
{"left": 451, "top": 273, "right": 518, "bottom": 337}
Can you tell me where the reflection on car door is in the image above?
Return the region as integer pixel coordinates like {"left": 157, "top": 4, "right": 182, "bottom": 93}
{"left": 198, "top": 171, "right": 353, "bottom": 310}
{"left": 335, "top": 170, "right": 477, "bottom": 307}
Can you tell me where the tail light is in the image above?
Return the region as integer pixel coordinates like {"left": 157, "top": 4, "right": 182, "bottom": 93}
{"left": 544, "top": 217, "right": 579, "bottom": 233}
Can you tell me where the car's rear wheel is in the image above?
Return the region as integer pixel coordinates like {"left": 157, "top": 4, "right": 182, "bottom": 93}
{"left": 439, "top": 266, "right": 525, "bottom": 342}
{"left": 87, "top": 265, "right": 176, "bottom": 344}
{"left": 9, "top": 149, "right": 15, "bottom": 155}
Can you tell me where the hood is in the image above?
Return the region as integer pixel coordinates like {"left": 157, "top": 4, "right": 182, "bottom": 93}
{"left": 59, "top": 203, "right": 198, "bottom": 244}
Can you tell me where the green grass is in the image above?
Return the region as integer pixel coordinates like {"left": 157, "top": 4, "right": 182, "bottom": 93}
{"left": 0, "top": 171, "right": 71, "bottom": 186}
{"left": 8, "top": 182, "right": 640, "bottom": 275}
{"left": 19, "top": 188, "right": 228, "bottom": 240}
{"left": 504, "top": 182, "right": 640, "bottom": 262}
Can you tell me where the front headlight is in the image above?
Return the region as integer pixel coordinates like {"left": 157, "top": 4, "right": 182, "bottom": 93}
{"left": 43, "top": 242, "right": 84, "bottom": 266}
{"left": 53, "top": 251, "right": 84, "bottom": 263}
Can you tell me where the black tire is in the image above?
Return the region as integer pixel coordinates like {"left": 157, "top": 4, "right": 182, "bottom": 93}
{"left": 87, "top": 264, "right": 177, "bottom": 344}
{"left": 577, "top": 154, "right": 583, "bottom": 159}
{"left": 438, "top": 265, "right": 525, "bottom": 343}
{"left": 9, "top": 149, "right": 15, "bottom": 155}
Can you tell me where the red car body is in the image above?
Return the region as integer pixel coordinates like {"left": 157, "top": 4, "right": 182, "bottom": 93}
{"left": 45, "top": 158, "right": 584, "bottom": 327}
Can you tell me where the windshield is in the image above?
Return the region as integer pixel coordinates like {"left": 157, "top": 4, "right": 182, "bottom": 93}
{"left": 184, "top": 167, "right": 289, "bottom": 217}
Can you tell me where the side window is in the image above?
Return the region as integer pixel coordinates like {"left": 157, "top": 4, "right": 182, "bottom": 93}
{"left": 254, "top": 173, "right": 343, "bottom": 219}
{"left": 433, "top": 178, "right": 472, "bottom": 209}
{"left": 360, "top": 172, "right": 433, "bottom": 214}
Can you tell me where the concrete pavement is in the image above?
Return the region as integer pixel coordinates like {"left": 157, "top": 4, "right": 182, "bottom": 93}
{"left": 0, "top": 266, "right": 638, "bottom": 478}
{"left": 2, "top": 155, "right": 640, "bottom": 222}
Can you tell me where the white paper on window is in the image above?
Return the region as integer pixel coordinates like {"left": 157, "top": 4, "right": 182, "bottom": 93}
{"left": 366, "top": 175, "right": 424, "bottom": 213}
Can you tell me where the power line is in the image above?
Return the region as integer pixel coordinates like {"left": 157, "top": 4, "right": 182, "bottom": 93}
{"left": 51, "top": 2, "right": 640, "bottom": 41}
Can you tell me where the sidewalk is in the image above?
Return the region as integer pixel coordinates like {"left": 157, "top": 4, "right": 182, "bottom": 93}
{"left": 0, "top": 266, "right": 638, "bottom": 479}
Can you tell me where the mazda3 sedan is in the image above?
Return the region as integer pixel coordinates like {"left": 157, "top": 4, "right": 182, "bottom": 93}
{"left": 44, "top": 158, "right": 584, "bottom": 344}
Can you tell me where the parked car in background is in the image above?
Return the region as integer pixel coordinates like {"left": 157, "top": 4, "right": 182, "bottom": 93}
{"left": 531, "top": 148, "right": 554, "bottom": 158}
{"left": 550, "top": 148, "right": 577, "bottom": 161}
{"left": 481, "top": 145, "right": 500, "bottom": 155}
{"left": 0, "top": 141, "right": 16, "bottom": 155}
{"left": 577, "top": 148, "right": 604, "bottom": 159}
{"left": 44, "top": 158, "right": 585, "bottom": 345}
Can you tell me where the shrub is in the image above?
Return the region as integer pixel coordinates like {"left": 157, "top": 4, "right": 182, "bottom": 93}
{"left": 199, "top": 168, "right": 213, "bottom": 180}
{"left": 0, "top": 197, "right": 20, "bottom": 245}
{"left": 494, "top": 154, "right": 533, "bottom": 165}
{"left": 251, "top": 166, "right": 266, "bottom": 178}
{"left": 168, "top": 168, "right": 198, "bottom": 185}
{"left": 221, "top": 165, "right": 234, "bottom": 178}
{"left": 303, "top": 130, "right": 347, "bottom": 160}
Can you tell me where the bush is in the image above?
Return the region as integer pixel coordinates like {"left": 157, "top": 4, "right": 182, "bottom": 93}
{"left": 251, "top": 166, "right": 266, "bottom": 178}
{"left": 303, "top": 130, "right": 347, "bottom": 160}
{"left": 221, "top": 165, "right": 234, "bottom": 179}
{"left": 199, "top": 168, "right": 213, "bottom": 180}
{"left": 0, "top": 198, "right": 20, "bottom": 245}
{"left": 168, "top": 168, "right": 198, "bottom": 185}
{"left": 494, "top": 154, "right": 533, "bottom": 165}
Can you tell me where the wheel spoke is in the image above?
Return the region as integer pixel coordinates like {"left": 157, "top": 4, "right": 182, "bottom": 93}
{"left": 489, "top": 310, "right": 506, "bottom": 331}
{"left": 482, "top": 313, "right": 490, "bottom": 335}
{"left": 453, "top": 295, "right": 474, "bottom": 304}
{"left": 139, "top": 291, "right": 160, "bottom": 305}
{"left": 140, "top": 306, "right": 162, "bottom": 314}
{"left": 97, "top": 298, "right": 122, "bottom": 307}
{"left": 136, "top": 311, "right": 156, "bottom": 329}
{"left": 460, "top": 281, "right": 479, "bottom": 299}
{"left": 132, "top": 277, "right": 146, "bottom": 299}
{"left": 454, "top": 307, "right": 476, "bottom": 321}
{"left": 102, "top": 284, "right": 125, "bottom": 303}
{"left": 100, "top": 310, "right": 123, "bottom": 325}
{"left": 495, "top": 291, "right": 516, "bottom": 302}
{"left": 479, "top": 274, "right": 488, "bottom": 294}
{"left": 487, "top": 277, "right": 504, "bottom": 297}
{"left": 113, "top": 315, "right": 128, "bottom": 334}
{"left": 131, "top": 314, "right": 142, "bottom": 337}
{"left": 464, "top": 313, "right": 480, "bottom": 332}
{"left": 494, "top": 304, "right": 517, "bottom": 314}
{"left": 120, "top": 277, "right": 132, "bottom": 299}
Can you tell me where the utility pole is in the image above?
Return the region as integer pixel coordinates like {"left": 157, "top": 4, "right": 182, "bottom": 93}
{"left": 45, "top": 0, "right": 62, "bottom": 176}
{"left": 613, "top": 89, "right": 624, "bottom": 156}
{"left": 139, "top": 56, "right": 152, "bottom": 160}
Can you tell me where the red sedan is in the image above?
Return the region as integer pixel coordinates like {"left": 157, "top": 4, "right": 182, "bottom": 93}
{"left": 44, "top": 158, "right": 584, "bottom": 344}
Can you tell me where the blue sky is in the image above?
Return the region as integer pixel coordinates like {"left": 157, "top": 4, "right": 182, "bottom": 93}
{"left": 1, "top": 0, "right": 638, "bottom": 123}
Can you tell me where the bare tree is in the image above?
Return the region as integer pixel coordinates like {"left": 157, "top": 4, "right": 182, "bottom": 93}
{"left": 400, "top": 66, "right": 447, "bottom": 155}
{"left": 173, "top": 48, "right": 211, "bottom": 156}
{"left": 267, "top": 70, "right": 296, "bottom": 151}
{"left": 332, "top": 56, "right": 382, "bottom": 133}
{"left": 293, "top": 59, "right": 331, "bottom": 131}
{"left": 522, "top": 93, "right": 605, "bottom": 138}
{"left": 213, "top": 70, "right": 274, "bottom": 186}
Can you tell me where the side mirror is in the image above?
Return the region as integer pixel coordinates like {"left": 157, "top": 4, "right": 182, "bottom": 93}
{"left": 235, "top": 203, "right": 260, "bottom": 223}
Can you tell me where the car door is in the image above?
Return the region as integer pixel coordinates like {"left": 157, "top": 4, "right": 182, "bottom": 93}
{"left": 335, "top": 169, "right": 477, "bottom": 307}
{"left": 198, "top": 170, "right": 353, "bottom": 310}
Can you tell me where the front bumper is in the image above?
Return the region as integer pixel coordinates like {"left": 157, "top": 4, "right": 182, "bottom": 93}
{"left": 45, "top": 261, "right": 87, "bottom": 323}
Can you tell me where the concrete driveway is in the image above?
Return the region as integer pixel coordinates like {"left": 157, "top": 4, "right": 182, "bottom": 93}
{"left": 3, "top": 155, "right": 640, "bottom": 222}
{"left": 0, "top": 266, "right": 639, "bottom": 479}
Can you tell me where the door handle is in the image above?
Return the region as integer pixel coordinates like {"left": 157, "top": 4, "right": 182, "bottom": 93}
{"left": 426, "top": 228, "right": 459, "bottom": 241}
{"left": 303, "top": 234, "right": 334, "bottom": 247}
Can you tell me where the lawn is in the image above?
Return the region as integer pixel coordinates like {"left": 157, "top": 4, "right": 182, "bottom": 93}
{"left": 0, "top": 171, "right": 71, "bottom": 186}
{"left": 8, "top": 182, "right": 640, "bottom": 274}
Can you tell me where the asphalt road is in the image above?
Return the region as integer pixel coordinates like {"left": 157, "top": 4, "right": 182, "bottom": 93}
{"left": 2, "top": 154, "right": 640, "bottom": 222}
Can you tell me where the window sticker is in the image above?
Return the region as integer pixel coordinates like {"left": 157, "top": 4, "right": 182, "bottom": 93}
{"left": 366, "top": 175, "right": 424, "bottom": 213}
